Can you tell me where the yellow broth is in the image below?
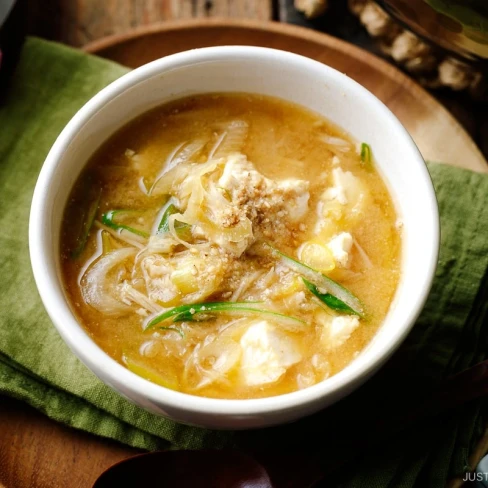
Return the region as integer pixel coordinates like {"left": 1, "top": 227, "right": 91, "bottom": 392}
{"left": 61, "top": 93, "right": 401, "bottom": 399}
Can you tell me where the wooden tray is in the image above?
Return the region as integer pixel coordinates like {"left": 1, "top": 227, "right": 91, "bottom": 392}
{"left": 84, "top": 18, "right": 487, "bottom": 173}
{"left": 2, "top": 19, "right": 487, "bottom": 488}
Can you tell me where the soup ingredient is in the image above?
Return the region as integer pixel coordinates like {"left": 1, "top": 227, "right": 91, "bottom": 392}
{"left": 302, "top": 279, "right": 358, "bottom": 316}
{"left": 146, "top": 302, "right": 307, "bottom": 329}
{"left": 123, "top": 353, "right": 180, "bottom": 390}
{"left": 322, "top": 167, "right": 367, "bottom": 211}
{"left": 298, "top": 240, "right": 336, "bottom": 272}
{"left": 155, "top": 199, "right": 192, "bottom": 240}
{"left": 156, "top": 199, "right": 178, "bottom": 233}
{"left": 321, "top": 315, "right": 361, "bottom": 350}
{"left": 159, "top": 326, "right": 185, "bottom": 337}
{"left": 81, "top": 247, "right": 137, "bottom": 315}
{"left": 102, "top": 210, "right": 150, "bottom": 238}
{"left": 327, "top": 232, "right": 353, "bottom": 268}
{"left": 71, "top": 187, "right": 101, "bottom": 258}
{"left": 360, "top": 142, "right": 372, "bottom": 168}
{"left": 240, "top": 320, "right": 302, "bottom": 386}
{"left": 258, "top": 243, "right": 364, "bottom": 316}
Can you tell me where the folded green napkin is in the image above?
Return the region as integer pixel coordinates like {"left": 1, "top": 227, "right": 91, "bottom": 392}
{"left": 1, "top": 37, "right": 487, "bottom": 487}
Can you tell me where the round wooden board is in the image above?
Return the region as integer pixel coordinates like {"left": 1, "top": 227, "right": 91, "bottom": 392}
{"left": 84, "top": 18, "right": 487, "bottom": 173}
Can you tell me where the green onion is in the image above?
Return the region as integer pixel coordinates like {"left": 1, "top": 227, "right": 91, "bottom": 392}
{"left": 302, "top": 278, "right": 358, "bottom": 316}
{"left": 145, "top": 302, "right": 306, "bottom": 330}
{"left": 123, "top": 353, "right": 179, "bottom": 390}
{"left": 71, "top": 188, "right": 101, "bottom": 258}
{"left": 159, "top": 326, "right": 185, "bottom": 338}
{"left": 261, "top": 243, "right": 364, "bottom": 317}
{"left": 360, "top": 142, "right": 372, "bottom": 167}
{"left": 157, "top": 200, "right": 178, "bottom": 234}
{"left": 101, "top": 230, "right": 113, "bottom": 254}
{"left": 101, "top": 210, "right": 149, "bottom": 238}
{"left": 156, "top": 198, "right": 192, "bottom": 239}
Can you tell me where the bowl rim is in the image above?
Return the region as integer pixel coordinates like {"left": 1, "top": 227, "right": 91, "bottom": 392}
{"left": 29, "top": 45, "right": 440, "bottom": 419}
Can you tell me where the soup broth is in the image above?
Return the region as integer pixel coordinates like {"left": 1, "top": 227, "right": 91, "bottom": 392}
{"left": 61, "top": 93, "right": 401, "bottom": 399}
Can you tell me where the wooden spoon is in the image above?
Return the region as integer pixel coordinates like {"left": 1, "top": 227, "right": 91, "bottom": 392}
{"left": 93, "top": 449, "right": 274, "bottom": 488}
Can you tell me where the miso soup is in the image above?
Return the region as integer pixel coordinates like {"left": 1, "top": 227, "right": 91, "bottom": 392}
{"left": 61, "top": 93, "right": 401, "bottom": 399}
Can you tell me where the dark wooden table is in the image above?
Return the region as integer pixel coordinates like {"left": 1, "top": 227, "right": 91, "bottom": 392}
{"left": 1, "top": 1, "right": 486, "bottom": 487}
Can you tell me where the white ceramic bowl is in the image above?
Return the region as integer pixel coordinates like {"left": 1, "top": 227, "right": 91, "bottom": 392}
{"left": 29, "top": 46, "right": 439, "bottom": 429}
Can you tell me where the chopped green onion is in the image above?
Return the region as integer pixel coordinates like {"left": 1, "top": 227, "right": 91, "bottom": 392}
{"left": 261, "top": 243, "right": 364, "bottom": 317}
{"left": 145, "top": 302, "right": 306, "bottom": 330}
{"left": 71, "top": 188, "right": 101, "bottom": 258}
{"left": 157, "top": 200, "right": 178, "bottom": 234}
{"left": 302, "top": 278, "right": 358, "bottom": 316}
{"left": 123, "top": 353, "right": 179, "bottom": 390}
{"left": 360, "top": 142, "right": 372, "bottom": 167}
{"left": 156, "top": 198, "right": 192, "bottom": 239}
{"left": 159, "top": 326, "right": 185, "bottom": 338}
{"left": 101, "top": 230, "right": 113, "bottom": 254}
{"left": 101, "top": 210, "right": 149, "bottom": 238}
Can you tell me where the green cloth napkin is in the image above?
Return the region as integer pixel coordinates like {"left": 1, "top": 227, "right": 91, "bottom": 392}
{"left": 1, "top": 37, "right": 487, "bottom": 487}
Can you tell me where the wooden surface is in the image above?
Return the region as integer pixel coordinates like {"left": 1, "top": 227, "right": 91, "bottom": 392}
{"left": 0, "top": 395, "right": 139, "bottom": 488}
{"left": 27, "top": 0, "right": 273, "bottom": 46}
{"left": 5, "top": 6, "right": 486, "bottom": 488}
{"left": 84, "top": 19, "right": 487, "bottom": 172}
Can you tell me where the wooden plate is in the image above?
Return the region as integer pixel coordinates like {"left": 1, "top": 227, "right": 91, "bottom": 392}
{"left": 84, "top": 18, "right": 487, "bottom": 173}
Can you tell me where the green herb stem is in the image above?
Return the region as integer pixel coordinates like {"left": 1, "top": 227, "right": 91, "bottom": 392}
{"left": 101, "top": 210, "right": 149, "bottom": 238}
{"left": 145, "top": 302, "right": 305, "bottom": 329}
